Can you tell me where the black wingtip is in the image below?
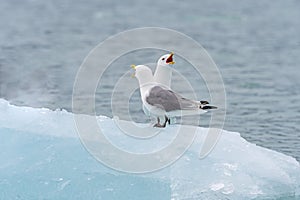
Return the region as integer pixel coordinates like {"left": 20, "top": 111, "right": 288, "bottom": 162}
{"left": 200, "top": 100, "right": 209, "bottom": 105}
{"left": 202, "top": 105, "right": 218, "bottom": 110}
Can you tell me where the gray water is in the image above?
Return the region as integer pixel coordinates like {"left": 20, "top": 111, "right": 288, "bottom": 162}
{"left": 0, "top": 0, "right": 300, "bottom": 162}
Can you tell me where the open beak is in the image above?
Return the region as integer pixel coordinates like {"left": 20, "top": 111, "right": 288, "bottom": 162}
{"left": 166, "top": 52, "right": 175, "bottom": 64}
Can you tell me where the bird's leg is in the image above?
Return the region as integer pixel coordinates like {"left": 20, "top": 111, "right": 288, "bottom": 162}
{"left": 154, "top": 117, "right": 164, "bottom": 128}
{"left": 162, "top": 116, "right": 170, "bottom": 128}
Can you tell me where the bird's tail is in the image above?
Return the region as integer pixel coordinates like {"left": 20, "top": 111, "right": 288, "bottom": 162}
{"left": 198, "top": 101, "right": 218, "bottom": 110}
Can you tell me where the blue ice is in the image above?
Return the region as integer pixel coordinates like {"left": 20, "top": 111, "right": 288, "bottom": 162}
{"left": 0, "top": 99, "right": 299, "bottom": 200}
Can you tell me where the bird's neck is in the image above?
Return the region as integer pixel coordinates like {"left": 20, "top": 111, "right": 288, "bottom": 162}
{"left": 139, "top": 81, "right": 154, "bottom": 104}
{"left": 154, "top": 65, "right": 171, "bottom": 88}
{"left": 137, "top": 74, "right": 153, "bottom": 93}
{"left": 137, "top": 74, "right": 153, "bottom": 87}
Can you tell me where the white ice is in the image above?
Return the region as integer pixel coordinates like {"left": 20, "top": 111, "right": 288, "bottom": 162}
{"left": 0, "top": 98, "right": 299, "bottom": 200}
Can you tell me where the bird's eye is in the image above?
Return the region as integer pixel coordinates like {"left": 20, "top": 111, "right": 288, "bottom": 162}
{"left": 162, "top": 58, "right": 165, "bottom": 60}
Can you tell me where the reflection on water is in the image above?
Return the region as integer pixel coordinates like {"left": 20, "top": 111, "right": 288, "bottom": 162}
{"left": 0, "top": 0, "right": 299, "bottom": 161}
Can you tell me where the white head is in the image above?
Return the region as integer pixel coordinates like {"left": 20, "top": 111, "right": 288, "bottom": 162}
{"left": 157, "top": 52, "right": 175, "bottom": 67}
{"left": 131, "top": 65, "right": 154, "bottom": 85}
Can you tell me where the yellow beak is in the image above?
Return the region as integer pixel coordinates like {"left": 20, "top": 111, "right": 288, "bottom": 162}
{"left": 130, "top": 64, "right": 136, "bottom": 78}
{"left": 131, "top": 64, "right": 136, "bottom": 70}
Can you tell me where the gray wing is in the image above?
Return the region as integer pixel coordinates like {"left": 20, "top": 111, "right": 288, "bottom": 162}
{"left": 146, "top": 86, "right": 199, "bottom": 112}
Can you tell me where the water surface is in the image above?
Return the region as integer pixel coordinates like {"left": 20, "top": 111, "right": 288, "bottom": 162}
{"left": 0, "top": 0, "right": 299, "bottom": 161}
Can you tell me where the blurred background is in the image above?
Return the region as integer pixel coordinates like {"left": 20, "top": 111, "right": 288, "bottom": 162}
{"left": 0, "top": 0, "right": 299, "bottom": 161}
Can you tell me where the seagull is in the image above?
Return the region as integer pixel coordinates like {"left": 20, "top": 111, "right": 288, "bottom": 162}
{"left": 141, "top": 52, "right": 176, "bottom": 124}
{"left": 132, "top": 65, "right": 217, "bottom": 128}
{"left": 141, "top": 52, "right": 208, "bottom": 125}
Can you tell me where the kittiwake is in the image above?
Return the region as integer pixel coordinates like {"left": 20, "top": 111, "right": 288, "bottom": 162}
{"left": 132, "top": 65, "right": 217, "bottom": 128}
